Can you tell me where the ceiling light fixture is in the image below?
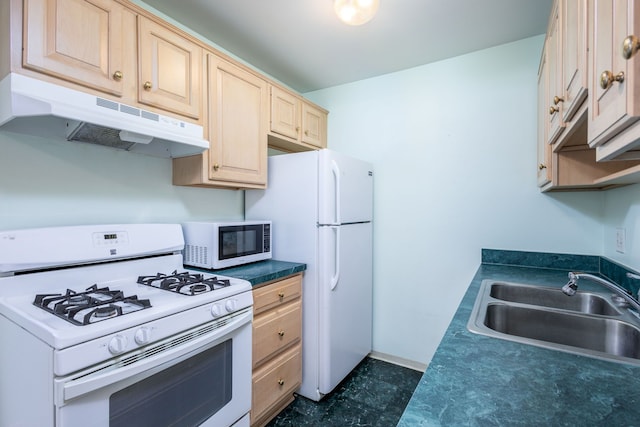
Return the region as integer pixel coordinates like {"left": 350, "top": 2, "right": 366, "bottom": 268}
{"left": 334, "top": 0, "right": 379, "bottom": 26}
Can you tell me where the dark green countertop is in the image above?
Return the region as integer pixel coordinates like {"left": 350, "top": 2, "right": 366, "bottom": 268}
{"left": 398, "top": 260, "right": 640, "bottom": 426}
{"left": 200, "top": 259, "right": 306, "bottom": 286}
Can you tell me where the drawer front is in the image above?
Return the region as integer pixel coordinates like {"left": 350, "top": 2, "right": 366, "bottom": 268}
{"left": 252, "top": 274, "right": 302, "bottom": 315}
{"left": 253, "top": 300, "right": 301, "bottom": 367}
{"left": 252, "top": 345, "right": 302, "bottom": 422}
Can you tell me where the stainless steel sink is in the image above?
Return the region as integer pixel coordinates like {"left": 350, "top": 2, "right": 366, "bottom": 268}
{"left": 489, "top": 282, "right": 621, "bottom": 315}
{"left": 468, "top": 280, "right": 640, "bottom": 365}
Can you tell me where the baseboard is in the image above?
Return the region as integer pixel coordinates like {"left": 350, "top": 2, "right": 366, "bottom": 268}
{"left": 368, "top": 351, "right": 427, "bottom": 372}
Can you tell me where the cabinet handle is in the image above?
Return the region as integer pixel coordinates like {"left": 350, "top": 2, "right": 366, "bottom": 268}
{"left": 295, "top": 126, "right": 300, "bottom": 133}
{"left": 143, "top": 81, "right": 152, "bottom": 90}
{"left": 212, "top": 164, "right": 220, "bottom": 171}
{"left": 623, "top": 35, "right": 640, "bottom": 60}
{"left": 278, "top": 292, "right": 285, "bottom": 301}
{"left": 549, "top": 106, "right": 559, "bottom": 115}
{"left": 278, "top": 330, "right": 285, "bottom": 337}
{"left": 599, "top": 70, "right": 624, "bottom": 90}
{"left": 553, "top": 96, "right": 564, "bottom": 105}
{"left": 113, "top": 71, "right": 123, "bottom": 81}
{"left": 304, "top": 130, "right": 309, "bottom": 136}
{"left": 278, "top": 378, "right": 285, "bottom": 386}
{"left": 538, "top": 163, "right": 547, "bottom": 170}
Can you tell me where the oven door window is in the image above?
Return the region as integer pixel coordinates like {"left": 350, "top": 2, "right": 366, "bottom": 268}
{"left": 219, "top": 225, "right": 263, "bottom": 259}
{"left": 110, "top": 339, "right": 232, "bottom": 427}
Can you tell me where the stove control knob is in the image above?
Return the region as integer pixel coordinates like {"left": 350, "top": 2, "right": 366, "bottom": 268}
{"left": 108, "top": 335, "right": 128, "bottom": 355}
{"left": 211, "top": 303, "right": 224, "bottom": 318}
{"left": 225, "top": 299, "right": 237, "bottom": 313}
{"left": 134, "top": 327, "right": 152, "bottom": 345}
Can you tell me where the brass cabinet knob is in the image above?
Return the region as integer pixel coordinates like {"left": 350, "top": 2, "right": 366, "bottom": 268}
{"left": 212, "top": 164, "right": 220, "bottom": 171}
{"left": 278, "top": 378, "right": 285, "bottom": 386}
{"left": 278, "top": 292, "right": 285, "bottom": 300}
{"left": 113, "top": 71, "right": 123, "bottom": 81}
{"left": 304, "top": 130, "right": 309, "bottom": 136}
{"left": 143, "top": 81, "right": 152, "bottom": 90}
{"left": 623, "top": 35, "right": 640, "bottom": 59}
{"left": 278, "top": 330, "right": 285, "bottom": 337}
{"left": 600, "top": 70, "right": 625, "bottom": 89}
{"left": 553, "top": 95, "right": 564, "bottom": 105}
{"left": 549, "top": 106, "right": 559, "bottom": 115}
{"left": 538, "top": 163, "right": 547, "bottom": 170}
{"left": 295, "top": 126, "right": 300, "bottom": 133}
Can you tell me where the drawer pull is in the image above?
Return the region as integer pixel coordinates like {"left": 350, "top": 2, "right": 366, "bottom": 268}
{"left": 278, "top": 378, "right": 285, "bottom": 386}
{"left": 278, "top": 330, "right": 285, "bottom": 337}
{"left": 278, "top": 292, "right": 285, "bottom": 301}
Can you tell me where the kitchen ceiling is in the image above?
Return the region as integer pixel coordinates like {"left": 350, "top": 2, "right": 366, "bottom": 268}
{"left": 139, "top": 0, "right": 552, "bottom": 93}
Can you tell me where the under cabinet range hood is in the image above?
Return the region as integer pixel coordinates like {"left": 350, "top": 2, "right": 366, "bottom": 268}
{"left": 0, "top": 73, "right": 209, "bottom": 158}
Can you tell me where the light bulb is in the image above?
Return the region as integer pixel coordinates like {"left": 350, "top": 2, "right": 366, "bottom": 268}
{"left": 334, "top": 0, "right": 380, "bottom": 26}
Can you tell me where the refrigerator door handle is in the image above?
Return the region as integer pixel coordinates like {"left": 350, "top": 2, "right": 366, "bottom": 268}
{"left": 330, "top": 226, "right": 341, "bottom": 291}
{"left": 331, "top": 160, "right": 341, "bottom": 225}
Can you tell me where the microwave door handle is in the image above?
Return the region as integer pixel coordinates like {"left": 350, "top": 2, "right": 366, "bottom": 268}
{"left": 331, "top": 160, "right": 341, "bottom": 225}
{"left": 330, "top": 226, "right": 340, "bottom": 291}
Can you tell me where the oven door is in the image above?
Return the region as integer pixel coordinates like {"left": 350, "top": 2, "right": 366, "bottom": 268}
{"left": 54, "top": 307, "right": 252, "bottom": 427}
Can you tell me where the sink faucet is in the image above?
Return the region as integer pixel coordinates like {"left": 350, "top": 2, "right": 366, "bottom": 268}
{"left": 562, "top": 272, "right": 640, "bottom": 313}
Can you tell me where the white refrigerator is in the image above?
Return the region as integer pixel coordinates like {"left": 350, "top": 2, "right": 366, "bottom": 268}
{"left": 245, "top": 149, "right": 373, "bottom": 401}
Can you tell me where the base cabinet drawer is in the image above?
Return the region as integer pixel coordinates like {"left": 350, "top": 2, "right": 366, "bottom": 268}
{"left": 252, "top": 300, "right": 301, "bottom": 367}
{"left": 251, "top": 345, "right": 302, "bottom": 426}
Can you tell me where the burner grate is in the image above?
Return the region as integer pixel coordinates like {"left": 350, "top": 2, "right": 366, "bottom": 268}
{"left": 33, "top": 284, "right": 151, "bottom": 326}
{"left": 137, "top": 270, "right": 230, "bottom": 295}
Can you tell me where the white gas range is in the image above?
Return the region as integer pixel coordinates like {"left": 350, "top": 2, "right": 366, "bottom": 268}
{"left": 0, "top": 224, "right": 253, "bottom": 427}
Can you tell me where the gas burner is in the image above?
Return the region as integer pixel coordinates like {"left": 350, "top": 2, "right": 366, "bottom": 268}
{"left": 33, "top": 284, "right": 151, "bottom": 326}
{"left": 137, "top": 271, "right": 231, "bottom": 296}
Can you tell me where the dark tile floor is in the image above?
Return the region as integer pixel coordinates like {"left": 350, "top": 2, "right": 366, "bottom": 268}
{"left": 266, "top": 357, "right": 423, "bottom": 427}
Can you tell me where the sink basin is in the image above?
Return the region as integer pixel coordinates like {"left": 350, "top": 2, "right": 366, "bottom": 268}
{"left": 489, "top": 282, "right": 620, "bottom": 315}
{"left": 484, "top": 304, "right": 640, "bottom": 359}
{"left": 468, "top": 280, "right": 640, "bottom": 365}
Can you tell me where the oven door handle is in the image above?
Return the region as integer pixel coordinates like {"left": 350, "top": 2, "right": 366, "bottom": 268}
{"left": 58, "top": 308, "right": 252, "bottom": 402}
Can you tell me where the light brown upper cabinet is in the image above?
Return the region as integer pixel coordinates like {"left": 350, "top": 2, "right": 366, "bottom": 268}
{"left": 537, "top": 42, "right": 552, "bottom": 188}
{"left": 546, "top": 1, "right": 565, "bottom": 145}
{"left": 538, "top": 0, "right": 640, "bottom": 191}
{"left": 207, "top": 54, "right": 267, "bottom": 186}
{"left": 138, "top": 16, "right": 202, "bottom": 120}
{"left": 172, "top": 53, "right": 268, "bottom": 189}
{"left": 268, "top": 85, "right": 327, "bottom": 152}
{"left": 561, "top": 0, "right": 588, "bottom": 123}
{"left": 22, "top": 0, "right": 134, "bottom": 97}
{"left": 589, "top": 0, "right": 640, "bottom": 161}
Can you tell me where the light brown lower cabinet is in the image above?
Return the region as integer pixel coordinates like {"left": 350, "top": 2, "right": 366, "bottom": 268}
{"left": 250, "top": 274, "right": 302, "bottom": 427}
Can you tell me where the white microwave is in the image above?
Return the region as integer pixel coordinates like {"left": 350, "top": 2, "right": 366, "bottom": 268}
{"left": 182, "top": 221, "right": 272, "bottom": 269}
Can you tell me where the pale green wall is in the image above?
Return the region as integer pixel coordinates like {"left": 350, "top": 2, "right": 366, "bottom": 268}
{"left": 305, "top": 35, "right": 606, "bottom": 364}
{"left": 603, "top": 184, "right": 640, "bottom": 269}
{"left": 0, "top": 131, "right": 244, "bottom": 230}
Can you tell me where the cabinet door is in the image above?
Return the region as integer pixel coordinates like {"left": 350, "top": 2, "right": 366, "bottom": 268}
{"left": 208, "top": 55, "right": 268, "bottom": 185}
{"left": 547, "top": 1, "right": 565, "bottom": 144}
{"left": 589, "top": 0, "right": 640, "bottom": 147}
{"left": 561, "top": 0, "right": 588, "bottom": 122}
{"left": 538, "top": 44, "right": 552, "bottom": 188}
{"left": 270, "top": 86, "right": 300, "bottom": 140}
{"left": 138, "top": 16, "right": 202, "bottom": 119}
{"left": 301, "top": 102, "right": 327, "bottom": 148}
{"left": 23, "top": 0, "right": 126, "bottom": 96}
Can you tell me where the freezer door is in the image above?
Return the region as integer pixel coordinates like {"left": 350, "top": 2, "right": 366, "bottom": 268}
{"left": 318, "top": 150, "right": 373, "bottom": 225}
{"left": 318, "top": 222, "right": 372, "bottom": 396}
